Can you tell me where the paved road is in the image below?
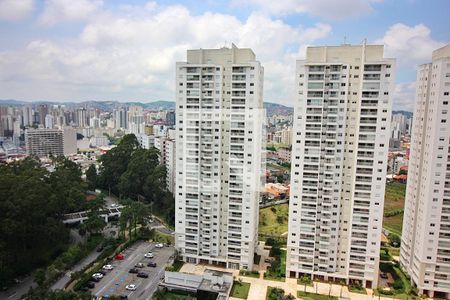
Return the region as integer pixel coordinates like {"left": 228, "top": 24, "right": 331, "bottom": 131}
{"left": 51, "top": 247, "right": 103, "bottom": 291}
{"left": 90, "top": 241, "right": 174, "bottom": 300}
{"left": 0, "top": 276, "right": 36, "bottom": 300}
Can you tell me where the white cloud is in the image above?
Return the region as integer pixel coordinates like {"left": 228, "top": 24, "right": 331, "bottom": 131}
{"left": 375, "top": 23, "right": 446, "bottom": 65}
{"left": 392, "top": 82, "right": 416, "bottom": 112}
{"left": 39, "top": 0, "right": 103, "bottom": 25}
{"left": 0, "top": 4, "right": 331, "bottom": 104}
{"left": 231, "top": 0, "right": 378, "bottom": 19}
{"left": 0, "top": 0, "right": 34, "bottom": 21}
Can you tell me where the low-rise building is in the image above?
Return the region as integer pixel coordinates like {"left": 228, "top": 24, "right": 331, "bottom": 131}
{"left": 160, "top": 269, "right": 233, "bottom": 300}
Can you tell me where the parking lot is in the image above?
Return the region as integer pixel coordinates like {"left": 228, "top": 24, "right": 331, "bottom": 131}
{"left": 91, "top": 241, "right": 174, "bottom": 299}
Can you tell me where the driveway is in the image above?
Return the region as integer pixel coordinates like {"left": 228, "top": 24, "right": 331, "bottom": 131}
{"left": 91, "top": 241, "right": 174, "bottom": 300}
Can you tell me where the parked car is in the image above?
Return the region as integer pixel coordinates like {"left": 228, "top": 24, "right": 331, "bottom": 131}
{"left": 137, "top": 272, "right": 149, "bottom": 278}
{"left": 86, "top": 282, "right": 95, "bottom": 289}
{"left": 144, "top": 252, "right": 154, "bottom": 258}
{"left": 155, "top": 243, "right": 164, "bottom": 248}
{"left": 380, "top": 273, "right": 388, "bottom": 279}
{"left": 115, "top": 253, "right": 125, "bottom": 260}
{"left": 96, "top": 246, "right": 104, "bottom": 252}
{"left": 135, "top": 263, "right": 144, "bottom": 268}
{"left": 98, "top": 270, "right": 107, "bottom": 276}
{"left": 119, "top": 295, "right": 128, "bottom": 299}
{"left": 92, "top": 273, "right": 103, "bottom": 280}
{"left": 129, "top": 268, "right": 139, "bottom": 274}
{"left": 125, "top": 284, "right": 137, "bottom": 291}
{"left": 147, "top": 262, "right": 157, "bottom": 267}
{"left": 102, "top": 264, "right": 114, "bottom": 270}
{"left": 89, "top": 277, "right": 101, "bottom": 283}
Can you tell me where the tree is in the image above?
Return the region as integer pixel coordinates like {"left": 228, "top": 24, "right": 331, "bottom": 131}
{"left": 34, "top": 268, "right": 46, "bottom": 287}
{"left": 389, "top": 233, "right": 401, "bottom": 247}
{"left": 96, "top": 134, "right": 175, "bottom": 226}
{"left": 0, "top": 157, "right": 73, "bottom": 286}
{"left": 98, "top": 134, "right": 140, "bottom": 195}
{"left": 399, "top": 169, "right": 408, "bottom": 175}
{"left": 85, "top": 164, "right": 97, "bottom": 190}
{"left": 83, "top": 194, "right": 106, "bottom": 235}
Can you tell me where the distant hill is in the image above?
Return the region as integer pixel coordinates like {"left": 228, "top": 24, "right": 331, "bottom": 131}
{"left": 392, "top": 110, "right": 413, "bottom": 118}
{"left": 0, "top": 99, "right": 26, "bottom": 106}
{"left": 264, "top": 102, "right": 293, "bottom": 117}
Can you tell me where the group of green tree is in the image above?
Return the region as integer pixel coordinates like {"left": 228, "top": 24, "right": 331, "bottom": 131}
{"left": 0, "top": 156, "right": 87, "bottom": 285}
{"left": 87, "top": 134, "right": 175, "bottom": 225}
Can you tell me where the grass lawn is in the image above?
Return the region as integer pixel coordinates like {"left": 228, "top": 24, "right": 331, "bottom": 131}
{"left": 154, "top": 231, "right": 175, "bottom": 245}
{"left": 298, "top": 291, "right": 338, "bottom": 300}
{"left": 383, "top": 214, "right": 403, "bottom": 236}
{"left": 230, "top": 281, "right": 250, "bottom": 299}
{"left": 259, "top": 204, "right": 289, "bottom": 236}
{"left": 239, "top": 270, "right": 260, "bottom": 278}
{"left": 158, "top": 290, "right": 196, "bottom": 300}
{"left": 384, "top": 182, "right": 407, "bottom": 211}
{"left": 383, "top": 182, "right": 406, "bottom": 235}
{"left": 171, "top": 260, "right": 184, "bottom": 272}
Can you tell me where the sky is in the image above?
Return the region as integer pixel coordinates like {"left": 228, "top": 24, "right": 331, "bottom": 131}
{"left": 0, "top": 0, "right": 449, "bottom": 111}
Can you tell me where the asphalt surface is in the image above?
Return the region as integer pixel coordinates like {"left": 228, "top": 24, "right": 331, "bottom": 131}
{"left": 0, "top": 275, "right": 36, "bottom": 300}
{"left": 91, "top": 241, "right": 174, "bottom": 300}
{"left": 51, "top": 246, "right": 103, "bottom": 291}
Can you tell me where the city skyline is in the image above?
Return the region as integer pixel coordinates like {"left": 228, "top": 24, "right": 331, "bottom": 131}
{"left": 0, "top": 0, "right": 449, "bottom": 111}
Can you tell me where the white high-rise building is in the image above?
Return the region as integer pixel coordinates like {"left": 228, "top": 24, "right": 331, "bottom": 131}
{"left": 400, "top": 45, "right": 450, "bottom": 299}
{"left": 45, "top": 114, "right": 54, "bottom": 129}
{"left": 287, "top": 44, "right": 395, "bottom": 288}
{"left": 76, "top": 108, "right": 87, "bottom": 128}
{"left": 175, "top": 45, "right": 265, "bottom": 270}
{"left": 128, "top": 106, "right": 145, "bottom": 135}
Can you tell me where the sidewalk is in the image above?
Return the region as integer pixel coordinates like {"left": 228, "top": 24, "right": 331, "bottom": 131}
{"left": 180, "top": 263, "right": 402, "bottom": 300}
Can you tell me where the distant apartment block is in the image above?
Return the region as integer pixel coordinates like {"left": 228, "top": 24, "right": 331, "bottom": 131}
{"left": 277, "top": 146, "right": 291, "bottom": 162}
{"left": 287, "top": 44, "right": 395, "bottom": 288}
{"left": 175, "top": 44, "right": 265, "bottom": 269}
{"left": 400, "top": 45, "right": 450, "bottom": 299}
{"left": 25, "top": 127, "right": 77, "bottom": 156}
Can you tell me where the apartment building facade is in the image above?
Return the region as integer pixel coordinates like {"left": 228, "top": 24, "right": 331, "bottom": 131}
{"left": 400, "top": 45, "right": 450, "bottom": 299}
{"left": 287, "top": 44, "right": 395, "bottom": 288}
{"left": 175, "top": 45, "right": 265, "bottom": 270}
{"left": 25, "top": 127, "right": 76, "bottom": 156}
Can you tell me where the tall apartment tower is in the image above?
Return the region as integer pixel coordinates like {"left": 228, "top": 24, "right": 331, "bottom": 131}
{"left": 287, "top": 44, "right": 395, "bottom": 288}
{"left": 175, "top": 44, "right": 265, "bottom": 270}
{"left": 400, "top": 45, "right": 450, "bottom": 299}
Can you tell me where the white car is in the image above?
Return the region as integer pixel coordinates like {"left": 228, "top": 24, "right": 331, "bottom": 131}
{"left": 125, "top": 284, "right": 137, "bottom": 291}
{"left": 92, "top": 273, "right": 104, "bottom": 279}
{"left": 155, "top": 243, "right": 164, "bottom": 248}
{"left": 144, "top": 252, "right": 154, "bottom": 258}
{"left": 110, "top": 204, "right": 119, "bottom": 208}
{"left": 102, "top": 264, "right": 113, "bottom": 270}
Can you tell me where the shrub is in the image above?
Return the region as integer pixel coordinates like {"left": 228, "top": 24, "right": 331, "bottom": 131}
{"left": 393, "top": 279, "right": 404, "bottom": 291}
{"left": 270, "top": 245, "right": 281, "bottom": 257}
{"left": 266, "top": 237, "right": 276, "bottom": 247}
